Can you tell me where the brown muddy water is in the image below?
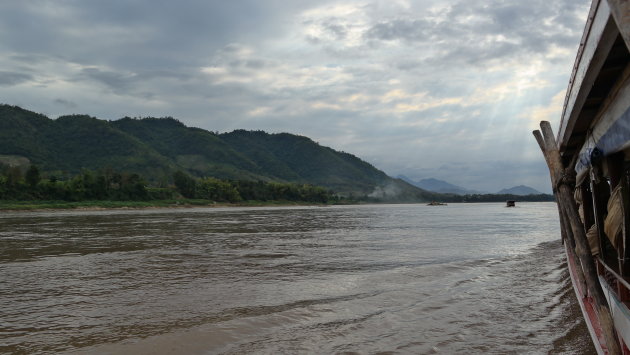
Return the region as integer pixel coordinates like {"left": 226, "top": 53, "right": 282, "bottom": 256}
{"left": 1, "top": 203, "right": 594, "bottom": 354}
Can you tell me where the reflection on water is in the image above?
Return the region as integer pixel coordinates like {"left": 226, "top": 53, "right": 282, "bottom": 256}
{"left": 0, "top": 203, "right": 594, "bottom": 354}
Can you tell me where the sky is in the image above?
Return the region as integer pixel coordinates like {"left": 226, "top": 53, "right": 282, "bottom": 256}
{"left": 0, "top": 0, "right": 592, "bottom": 193}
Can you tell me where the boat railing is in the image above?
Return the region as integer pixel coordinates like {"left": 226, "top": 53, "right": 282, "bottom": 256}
{"left": 596, "top": 257, "right": 630, "bottom": 303}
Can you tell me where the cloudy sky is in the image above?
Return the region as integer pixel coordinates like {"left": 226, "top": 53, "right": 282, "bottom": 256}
{"left": 0, "top": 0, "right": 591, "bottom": 193}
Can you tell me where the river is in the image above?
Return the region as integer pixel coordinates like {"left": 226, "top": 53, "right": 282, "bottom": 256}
{"left": 0, "top": 203, "right": 594, "bottom": 354}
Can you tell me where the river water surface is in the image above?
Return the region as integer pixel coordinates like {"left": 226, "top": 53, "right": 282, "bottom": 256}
{"left": 1, "top": 203, "right": 594, "bottom": 354}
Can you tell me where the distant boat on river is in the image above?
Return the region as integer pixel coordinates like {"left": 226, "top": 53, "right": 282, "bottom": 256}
{"left": 427, "top": 201, "right": 447, "bottom": 206}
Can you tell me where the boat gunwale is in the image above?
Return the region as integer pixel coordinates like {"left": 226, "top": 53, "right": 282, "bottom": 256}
{"left": 566, "top": 242, "right": 608, "bottom": 355}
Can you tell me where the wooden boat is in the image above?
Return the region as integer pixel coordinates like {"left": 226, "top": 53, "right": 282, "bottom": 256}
{"left": 506, "top": 200, "right": 515, "bottom": 207}
{"left": 426, "top": 201, "right": 447, "bottom": 206}
{"left": 538, "top": 1, "right": 630, "bottom": 353}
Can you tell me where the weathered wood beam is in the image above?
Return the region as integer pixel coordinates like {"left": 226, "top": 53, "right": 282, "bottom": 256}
{"left": 534, "top": 121, "right": 621, "bottom": 355}
{"left": 591, "top": 173, "right": 611, "bottom": 276}
{"left": 623, "top": 167, "right": 630, "bottom": 301}
{"left": 563, "top": 206, "right": 589, "bottom": 295}
{"left": 534, "top": 130, "right": 568, "bottom": 244}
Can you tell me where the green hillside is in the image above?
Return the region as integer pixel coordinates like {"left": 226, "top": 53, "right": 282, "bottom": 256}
{"left": 0, "top": 104, "right": 437, "bottom": 200}
{"left": 220, "top": 130, "right": 390, "bottom": 194}
{"left": 111, "top": 117, "right": 263, "bottom": 181}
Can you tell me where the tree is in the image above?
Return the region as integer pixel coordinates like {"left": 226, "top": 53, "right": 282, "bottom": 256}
{"left": 25, "top": 165, "right": 41, "bottom": 187}
{"left": 173, "top": 170, "right": 196, "bottom": 198}
{"left": 5, "top": 166, "right": 22, "bottom": 188}
{"left": 197, "top": 177, "right": 241, "bottom": 202}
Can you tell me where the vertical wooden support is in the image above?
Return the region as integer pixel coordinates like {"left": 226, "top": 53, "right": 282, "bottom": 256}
{"left": 606, "top": 0, "right": 630, "bottom": 51}
{"left": 583, "top": 183, "right": 596, "bottom": 228}
{"left": 591, "top": 171, "right": 611, "bottom": 268}
{"left": 621, "top": 163, "right": 630, "bottom": 302}
{"left": 558, "top": 197, "right": 569, "bottom": 243}
{"left": 563, "top": 202, "right": 590, "bottom": 294}
{"left": 608, "top": 153, "right": 630, "bottom": 282}
{"left": 534, "top": 121, "right": 621, "bottom": 355}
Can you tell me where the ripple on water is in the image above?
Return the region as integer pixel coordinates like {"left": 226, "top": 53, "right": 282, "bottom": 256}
{"left": 0, "top": 203, "right": 594, "bottom": 354}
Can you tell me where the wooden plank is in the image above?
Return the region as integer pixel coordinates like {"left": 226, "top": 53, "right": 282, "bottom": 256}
{"left": 607, "top": 0, "right": 630, "bottom": 51}
{"left": 590, "top": 64, "right": 630, "bottom": 136}
{"left": 572, "top": 65, "right": 630, "bottom": 174}
{"left": 558, "top": 1, "right": 618, "bottom": 151}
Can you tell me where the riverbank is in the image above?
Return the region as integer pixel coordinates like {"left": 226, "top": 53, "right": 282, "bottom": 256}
{"left": 0, "top": 199, "right": 340, "bottom": 211}
{"left": 0, "top": 198, "right": 557, "bottom": 211}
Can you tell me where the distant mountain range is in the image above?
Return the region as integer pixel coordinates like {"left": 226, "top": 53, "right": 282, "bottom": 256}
{"left": 398, "top": 176, "right": 483, "bottom": 195}
{"left": 0, "top": 104, "right": 445, "bottom": 202}
{"left": 496, "top": 185, "right": 543, "bottom": 195}
{"left": 399, "top": 176, "right": 544, "bottom": 196}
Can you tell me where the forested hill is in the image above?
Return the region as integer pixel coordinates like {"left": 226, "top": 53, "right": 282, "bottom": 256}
{"left": 0, "top": 104, "right": 435, "bottom": 199}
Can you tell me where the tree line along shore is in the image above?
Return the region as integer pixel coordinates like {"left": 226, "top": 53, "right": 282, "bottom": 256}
{"left": 0, "top": 164, "right": 554, "bottom": 211}
{"left": 0, "top": 165, "right": 340, "bottom": 210}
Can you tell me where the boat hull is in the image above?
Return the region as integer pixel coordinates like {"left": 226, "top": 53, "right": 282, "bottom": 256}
{"left": 566, "top": 242, "right": 608, "bottom": 354}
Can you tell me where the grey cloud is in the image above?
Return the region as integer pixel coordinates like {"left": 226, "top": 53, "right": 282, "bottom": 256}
{"left": 78, "top": 67, "right": 192, "bottom": 97}
{"left": 0, "top": 71, "right": 32, "bottom": 86}
{"left": 424, "top": 41, "right": 521, "bottom": 67}
{"left": 81, "top": 68, "right": 134, "bottom": 91}
{"left": 438, "top": 163, "right": 471, "bottom": 173}
{"left": 362, "top": 0, "right": 588, "bottom": 67}
{"left": 305, "top": 35, "right": 322, "bottom": 45}
{"left": 0, "top": 1, "right": 318, "bottom": 71}
{"left": 54, "top": 98, "right": 78, "bottom": 109}
{"left": 365, "top": 19, "right": 430, "bottom": 42}
{"left": 323, "top": 20, "right": 348, "bottom": 40}
{"left": 244, "top": 59, "right": 267, "bottom": 69}
{"left": 393, "top": 59, "right": 424, "bottom": 71}
{"left": 136, "top": 70, "right": 191, "bottom": 81}
{"left": 221, "top": 43, "right": 245, "bottom": 53}
{"left": 9, "top": 53, "right": 53, "bottom": 65}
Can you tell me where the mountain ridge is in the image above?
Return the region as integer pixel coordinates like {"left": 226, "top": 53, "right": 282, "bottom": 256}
{"left": 497, "top": 185, "right": 542, "bottom": 195}
{"left": 0, "top": 104, "right": 439, "bottom": 201}
{"left": 398, "top": 175, "right": 546, "bottom": 196}
{"left": 398, "top": 176, "right": 483, "bottom": 195}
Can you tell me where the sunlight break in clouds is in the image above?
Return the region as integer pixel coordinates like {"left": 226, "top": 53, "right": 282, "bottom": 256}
{"left": 522, "top": 90, "right": 567, "bottom": 130}
{"left": 301, "top": 3, "right": 371, "bottom": 48}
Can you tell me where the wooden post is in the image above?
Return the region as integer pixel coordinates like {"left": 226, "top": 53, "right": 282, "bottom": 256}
{"left": 564, "top": 206, "right": 590, "bottom": 295}
{"left": 533, "top": 127, "right": 568, "bottom": 243}
{"left": 591, "top": 171, "right": 610, "bottom": 268}
{"left": 608, "top": 153, "right": 630, "bottom": 280}
{"left": 582, "top": 183, "right": 596, "bottom": 229}
{"left": 534, "top": 121, "right": 621, "bottom": 355}
{"left": 623, "top": 164, "right": 630, "bottom": 302}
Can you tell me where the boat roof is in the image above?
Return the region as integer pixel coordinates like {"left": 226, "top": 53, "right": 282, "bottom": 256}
{"left": 557, "top": 0, "right": 630, "bottom": 165}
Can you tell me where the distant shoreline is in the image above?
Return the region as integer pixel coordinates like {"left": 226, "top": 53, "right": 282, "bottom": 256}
{"left": 0, "top": 199, "right": 556, "bottom": 212}
{"left": 0, "top": 199, "right": 339, "bottom": 212}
